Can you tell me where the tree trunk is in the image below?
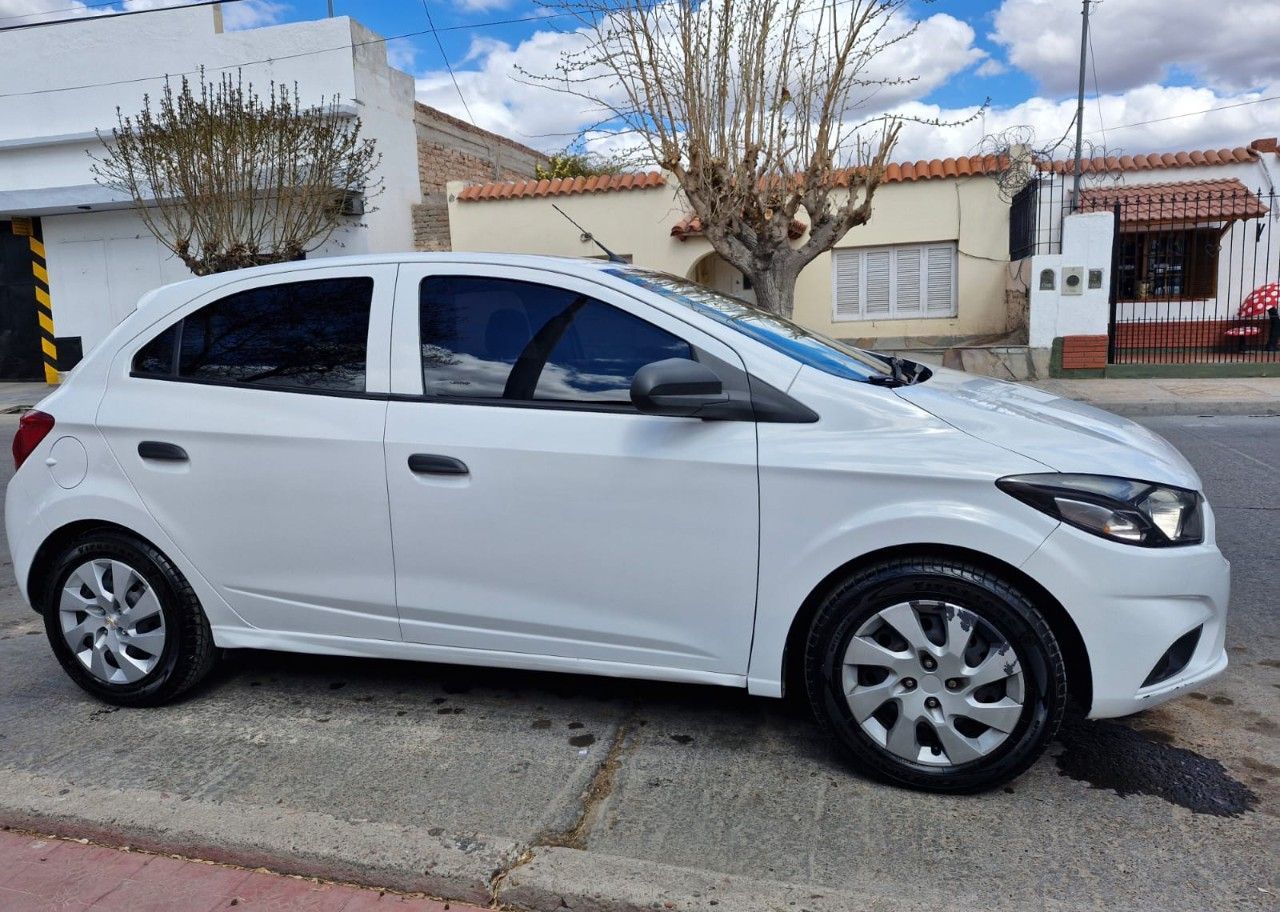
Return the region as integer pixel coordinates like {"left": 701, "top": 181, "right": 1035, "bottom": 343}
{"left": 745, "top": 261, "right": 799, "bottom": 318}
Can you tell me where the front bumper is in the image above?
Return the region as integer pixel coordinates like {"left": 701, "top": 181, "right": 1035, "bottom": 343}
{"left": 1020, "top": 509, "right": 1230, "bottom": 719}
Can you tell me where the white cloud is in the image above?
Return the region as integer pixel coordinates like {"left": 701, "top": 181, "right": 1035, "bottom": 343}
{"left": 975, "top": 58, "right": 1007, "bottom": 78}
{"left": 0, "top": 0, "right": 286, "bottom": 29}
{"left": 415, "top": 26, "right": 612, "bottom": 147}
{"left": 385, "top": 37, "right": 417, "bottom": 73}
{"left": 0, "top": 0, "right": 95, "bottom": 25}
{"left": 886, "top": 82, "right": 1280, "bottom": 162}
{"left": 414, "top": 6, "right": 986, "bottom": 152}
{"left": 991, "top": 0, "right": 1280, "bottom": 95}
{"left": 848, "top": 12, "right": 985, "bottom": 109}
{"left": 453, "top": 0, "right": 514, "bottom": 10}
{"left": 218, "top": 0, "right": 287, "bottom": 30}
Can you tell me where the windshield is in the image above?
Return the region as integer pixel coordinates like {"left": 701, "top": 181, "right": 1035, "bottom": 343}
{"left": 607, "top": 267, "right": 903, "bottom": 383}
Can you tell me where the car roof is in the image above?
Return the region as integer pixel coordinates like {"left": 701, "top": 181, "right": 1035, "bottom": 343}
{"left": 138, "top": 252, "right": 625, "bottom": 310}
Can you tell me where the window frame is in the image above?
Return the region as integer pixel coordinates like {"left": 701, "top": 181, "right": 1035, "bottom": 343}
{"left": 123, "top": 266, "right": 395, "bottom": 399}
{"left": 830, "top": 241, "right": 958, "bottom": 323}
{"left": 1115, "top": 226, "right": 1219, "bottom": 302}
{"left": 388, "top": 264, "right": 753, "bottom": 416}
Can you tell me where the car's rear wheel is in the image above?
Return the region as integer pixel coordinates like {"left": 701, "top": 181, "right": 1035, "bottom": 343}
{"left": 804, "top": 556, "right": 1067, "bottom": 793}
{"left": 41, "top": 530, "right": 218, "bottom": 706}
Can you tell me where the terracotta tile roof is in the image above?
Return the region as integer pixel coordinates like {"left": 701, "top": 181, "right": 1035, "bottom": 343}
{"left": 454, "top": 138, "right": 1279, "bottom": 202}
{"left": 454, "top": 171, "right": 666, "bottom": 202}
{"left": 874, "top": 154, "right": 1010, "bottom": 183}
{"left": 1039, "top": 146, "right": 1261, "bottom": 175}
{"left": 670, "top": 213, "right": 806, "bottom": 240}
{"left": 1077, "top": 178, "right": 1270, "bottom": 223}
{"left": 458, "top": 157, "right": 1012, "bottom": 202}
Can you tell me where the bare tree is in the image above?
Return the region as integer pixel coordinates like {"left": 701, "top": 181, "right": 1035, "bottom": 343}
{"left": 528, "top": 0, "right": 953, "bottom": 316}
{"left": 91, "top": 70, "right": 381, "bottom": 276}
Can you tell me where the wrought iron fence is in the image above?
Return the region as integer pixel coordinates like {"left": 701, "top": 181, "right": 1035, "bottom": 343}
{"left": 1085, "top": 184, "right": 1280, "bottom": 364}
{"left": 1008, "top": 171, "right": 1073, "bottom": 258}
{"left": 1010, "top": 171, "right": 1280, "bottom": 363}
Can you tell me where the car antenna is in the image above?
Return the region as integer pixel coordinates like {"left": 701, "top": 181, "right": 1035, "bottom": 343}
{"left": 552, "top": 203, "right": 628, "bottom": 264}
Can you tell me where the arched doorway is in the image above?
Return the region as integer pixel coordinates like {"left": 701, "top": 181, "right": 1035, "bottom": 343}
{"left": 688, "top": 252, "right": 757, "bottom": 306}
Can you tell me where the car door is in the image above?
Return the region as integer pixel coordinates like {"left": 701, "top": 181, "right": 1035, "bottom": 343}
{"left": 96, "top": 265, "right": 400, "bottom": 640}
{"left": 384, "top": 264, "right": 759, "bottom": 678}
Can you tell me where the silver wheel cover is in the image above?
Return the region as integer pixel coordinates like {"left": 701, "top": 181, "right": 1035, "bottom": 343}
{"left": 59, "top": 559, "right": 167, "bottom": 685}
{"left": 842, "top": 600, "right": 1026, "bottom": 767}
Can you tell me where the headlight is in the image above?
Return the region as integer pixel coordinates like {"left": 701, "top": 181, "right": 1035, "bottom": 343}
{"left": 996, "top": 473, "right": 1204, "bottom": 547}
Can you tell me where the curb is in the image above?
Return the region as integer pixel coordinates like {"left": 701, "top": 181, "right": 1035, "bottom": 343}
{"left": 0, "top": 769, "right": 513, "bottom": 908}
{"left": 502, "top": 845, "right": 902, "bottom": 912}
{"left": 1059, "top": 399, "right": 1280, "bottom": 418}
{"left": 0, "top": 769, "right": 1109, "bottom": 912}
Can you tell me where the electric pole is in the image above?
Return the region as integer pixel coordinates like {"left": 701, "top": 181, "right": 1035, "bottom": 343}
{"left": 1072, "top": 0, "right": 1091, "bottom": 210}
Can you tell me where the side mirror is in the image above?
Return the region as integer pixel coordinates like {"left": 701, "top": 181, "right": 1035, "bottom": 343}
{"left": 631, "top": 358, "right": 731, "bottom": 418}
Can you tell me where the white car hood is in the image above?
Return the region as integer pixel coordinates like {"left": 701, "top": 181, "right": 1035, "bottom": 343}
{"left": 894, "top": 367, "right": 1202, "bottom": 491}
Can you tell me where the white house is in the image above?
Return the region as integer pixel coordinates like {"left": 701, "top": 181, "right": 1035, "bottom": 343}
{"left": 1023, "top": 139, "right": 1280, "bottom": 369}
{"left": 446, "top": 157, "right": 1019, "bottom": 350}
{"left": 0, "top": 4, "right": 422, "bottom": 381}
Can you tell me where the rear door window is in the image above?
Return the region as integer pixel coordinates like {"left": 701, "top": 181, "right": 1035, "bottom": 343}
{"left": 133, "top": 277, "right": 374, "bottom": 393}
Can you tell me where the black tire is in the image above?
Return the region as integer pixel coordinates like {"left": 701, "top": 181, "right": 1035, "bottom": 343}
{"left": 804, "top": 556, "right": 1067, "bottom": 793}
{"left": 41, "top": 530, "right": 218, "bottom": 707}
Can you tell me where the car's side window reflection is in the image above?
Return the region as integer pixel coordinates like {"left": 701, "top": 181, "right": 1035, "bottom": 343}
{"left": 418, "top": 275, "right": 693, "bottom": 404}
{"left": 130, "top": 277, "right": 374, "bottom": 393}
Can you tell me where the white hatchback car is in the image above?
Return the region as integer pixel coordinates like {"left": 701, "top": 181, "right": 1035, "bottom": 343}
{"left": 7, "top": 254, "right": 1229, "bottom": 792}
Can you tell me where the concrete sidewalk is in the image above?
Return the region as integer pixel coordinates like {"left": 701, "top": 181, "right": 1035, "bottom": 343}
{"left": 1027, "top": 376, "right": 1280, "bottom": 417}
{"left": 0, "top": 828, "right": 480, "bottom": 911}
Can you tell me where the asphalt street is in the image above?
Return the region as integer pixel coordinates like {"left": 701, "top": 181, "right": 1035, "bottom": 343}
{"left": 0, "top": 414, "right": 1276, "bottom": 911}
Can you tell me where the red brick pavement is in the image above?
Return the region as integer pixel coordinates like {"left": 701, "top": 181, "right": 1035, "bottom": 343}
{"left": 0, "top": 829, "right": 487, "bottom": 912}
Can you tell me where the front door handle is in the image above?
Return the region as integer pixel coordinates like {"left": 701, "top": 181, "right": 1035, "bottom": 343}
{"left": 408, "top": 453, "right": 469, "bottom": 476}
{"left": 138, "top": 441, "right": 188, "bottom": 462}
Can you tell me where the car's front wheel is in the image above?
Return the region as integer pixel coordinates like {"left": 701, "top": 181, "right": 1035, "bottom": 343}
{"left": 804, "top": 556, "right": 1067, "bottom": 793}
{"left": 41, "top": 530, "right": 218, "bottom": 706}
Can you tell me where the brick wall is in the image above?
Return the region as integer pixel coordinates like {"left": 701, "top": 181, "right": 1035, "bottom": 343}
{"left": 1113, "top": 319, "right": 1263, "bottom": 351}
{"left": 412, "top": 103, "right": 545, "bottom": 251}
{"left": 1061, "top": 334, "right": 1109, "bottom": 370}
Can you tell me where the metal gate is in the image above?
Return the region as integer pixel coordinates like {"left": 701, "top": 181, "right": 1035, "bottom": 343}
{"left": 1094, "top": 185, "right": 1280, "bottom": 364}
{"left": 0, "top": 219, "right": 48, "bottom": 381}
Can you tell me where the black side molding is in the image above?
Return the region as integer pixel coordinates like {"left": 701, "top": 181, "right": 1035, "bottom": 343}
{"left": 408, "top": 453, "right": 469, "bottom": 476}
{"left": 137, "top": 441, "right": 189, "bottom": 462}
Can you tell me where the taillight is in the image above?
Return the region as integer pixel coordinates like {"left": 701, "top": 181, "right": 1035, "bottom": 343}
{"left": 13, "top": 410, "right": 55, "bottom": 470}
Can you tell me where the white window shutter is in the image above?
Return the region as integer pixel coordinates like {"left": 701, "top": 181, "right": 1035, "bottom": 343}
{"left": 864, "top": 250, "right": 891, "bottom": 317}
{"left": 894, "top": 247, "right": 922, "bottom": 317}
{"left": 926, "top": 245, "right": 956, "bottom": 316}
{"left": 832, "top": 242, "right": 956, "bottom": 322}
{"left": 833, "top": 250, "right": 861, "bottom": 319}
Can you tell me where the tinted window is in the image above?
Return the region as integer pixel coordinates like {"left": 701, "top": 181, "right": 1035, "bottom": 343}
{"left": 607, "top": 268, "right": 892, "bottom": 382}
{"left": 419, "top": 276, "right": 692, "bottom": 404}
{"left": 176, "top": 277, "right": 372, "bottom": 392}
{"left": 132, "top": 324, "right": 178, "bottom": 376}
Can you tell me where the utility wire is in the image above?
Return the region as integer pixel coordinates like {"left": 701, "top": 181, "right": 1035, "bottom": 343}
{"left": 419, "top": 0, "right": 475, "bottom": 125}
{"left": 3, "top": 0, "right": 1279, "bottom": 144}
{"left": 0, "top": 0, "right": 242, "bottom": 33}
{"left": 1083, "top": 94, "right": 1280, "bottom": 136}
{"left": 1087, "top": 21, "right": 1107, "bottom": 150}
{"left": 0, "top": 0, "right": 132, "bottom": 24}
{"left": 0, "top": 7, "right": 582, "bottom": 98}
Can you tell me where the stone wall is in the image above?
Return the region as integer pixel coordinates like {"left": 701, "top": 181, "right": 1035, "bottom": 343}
{"left": 412, "top": 103, "right": 544, "bottom": 251}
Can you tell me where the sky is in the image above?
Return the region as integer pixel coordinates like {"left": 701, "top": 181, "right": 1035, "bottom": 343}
{"left": 3, "top": 0, "right": 1279, "bottom": 164}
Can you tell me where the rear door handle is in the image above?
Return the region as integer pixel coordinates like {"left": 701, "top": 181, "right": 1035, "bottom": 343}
{"left": 408, "top": 453, "right": 469, "bottom": 476}
{"left": 138, "top": 441, "right": 189, "bottom": 462}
